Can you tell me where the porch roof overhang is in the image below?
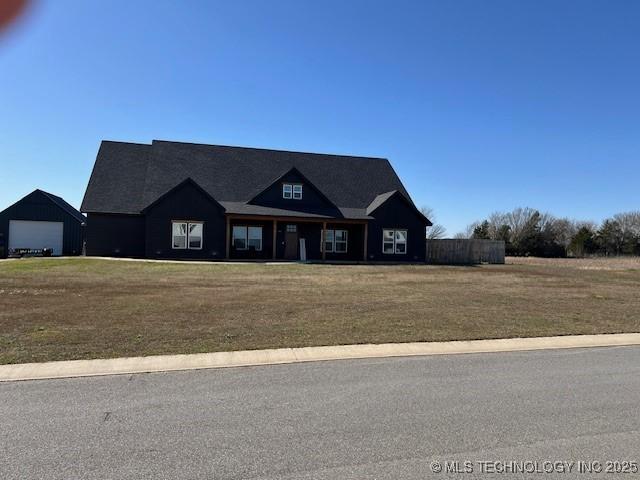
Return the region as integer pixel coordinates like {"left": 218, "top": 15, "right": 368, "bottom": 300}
{"left": 226, "top": 214, "right": 369, "bottom": 224}
{"left": 221, "top": 202, "right": 372, "bottom": 223}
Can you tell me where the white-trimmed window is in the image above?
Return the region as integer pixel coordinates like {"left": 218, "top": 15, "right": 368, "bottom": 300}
{"left": 283, "top": 183, "right": 302, "bottom": 199}
{"left": 232, "top": 225, "right": 263, "bottom": 251}
{"left": 323, "top": 229, "right": 348, "bottom": 253}
{"left": 324, "top": 229, "right": 334, "bottom": 252}
{"left": 172, "top": 221, "right": 203, "bottom": 250}
{"left": 248, "top": 226, "right": 263, "bottom": 251}
{"left": 335, "top": 230, "right": 347, "bottom": 253}
{"left": 232, "top": 226, "right": 246, "bottom": 250}
{"left": 383, "top": 229, "right": 407, "bottom": 254}
{"left": 172, "top": 222, "right": 187, "bottom": 249}
{"left": 188, "top": 223, "right": 203, "bottom": 249}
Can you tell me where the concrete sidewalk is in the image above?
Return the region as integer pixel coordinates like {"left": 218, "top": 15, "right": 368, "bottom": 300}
{"left": 2, "top": 333, "right": 640, "bottom": 382}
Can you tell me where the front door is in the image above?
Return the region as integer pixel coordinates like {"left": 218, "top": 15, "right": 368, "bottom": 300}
{"left": 284, "top": 224, "right": 298, "bottom": 260}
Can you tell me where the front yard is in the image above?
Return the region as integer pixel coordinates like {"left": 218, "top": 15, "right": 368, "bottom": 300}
{"left": 1, "top": 257, "right": 640, "bottom": 364}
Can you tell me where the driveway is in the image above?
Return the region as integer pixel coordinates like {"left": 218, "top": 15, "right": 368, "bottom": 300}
{"left": 2, "top": 346, "right": 639, "bottom": 479}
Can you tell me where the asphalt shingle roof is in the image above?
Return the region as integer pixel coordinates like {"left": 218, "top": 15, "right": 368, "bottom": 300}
{"left": 366, "top": 190, "right": 398, "bottom": 215}
{"left": 38, "top": 190, "right": 86, "bottom": 223}
{"left": 81, "top": 140, "right": 416, "bottom": 219}
{"left": 2, "top": 189, "right": 86, "bottom": 224}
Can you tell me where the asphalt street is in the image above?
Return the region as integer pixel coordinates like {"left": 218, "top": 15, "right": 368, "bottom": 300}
{"left": 2, "top": 346, "right": 640, "bottom": 479}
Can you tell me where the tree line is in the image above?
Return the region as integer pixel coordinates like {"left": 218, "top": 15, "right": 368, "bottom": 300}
{"left": 458, "top": 207, "right": 640, "bottom": 257}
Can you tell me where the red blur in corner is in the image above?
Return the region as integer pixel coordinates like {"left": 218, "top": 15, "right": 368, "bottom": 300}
{"left": 0, "top": 0, "right": 30, "bottom": 33}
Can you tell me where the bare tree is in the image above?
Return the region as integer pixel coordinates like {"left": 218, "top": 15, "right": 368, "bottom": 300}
{"left": 548, "top": 218, "right": 575, "bottom": 249}
{"left": 420, "top": 206, "right": 447, "bottom": 239}
{"left": 458, "top": 221, "right": 480, "bottom": 239}
{"left": 487, "top": 212, "right": 508, "bottom": 240}
{"left": 461, "top": 206, "right": 640, "bottom": 257}
{"left": 427, "top": 224, "right": 447, "bottom": 240}
{"left": 505, "top": 207, "right": 539, "bottom": 244}
{"left": 610, "top": 211, "right": 640, "bottom": 254}
{"left": 575, "top": 220, "right": 598, "bottom": 231}
{"left": 614, "top": 211, "right": 640, "bottom": 238}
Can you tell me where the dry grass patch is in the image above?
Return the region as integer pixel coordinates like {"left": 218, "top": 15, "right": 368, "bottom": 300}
{"left": 1, "top": 257, "right": 639, "bottom": 364}
{"left": 507, "top": 256, "right": 640, "bottom": 270}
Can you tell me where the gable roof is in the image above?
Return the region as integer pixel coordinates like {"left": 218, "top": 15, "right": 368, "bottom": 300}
{"left": 1, "top": 189, "right": 85, "bottom": 224}
{"left": 37, "top": 190, "right": 86, "bottom": 223}
{"left": 81, "top": 140, "right": 418, "bottom": 219}
{"left": 366, "top": 191, "right": 398, "bottom": 215}
{"left": 80, "top": 141, "right": 151, "bottom": 215}
{"left": 248, "top": 166, "right": 339, "bottom": 211}
{"left": 366, "top": 190, "right": 432, "bottom": 226}
{"left": 141, "top": 178, "right": 224, "bottom": 213}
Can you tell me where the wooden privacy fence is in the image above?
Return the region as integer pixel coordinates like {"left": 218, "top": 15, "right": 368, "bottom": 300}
{"left": 425, "top": 239, "right": 505, "bottom": 265}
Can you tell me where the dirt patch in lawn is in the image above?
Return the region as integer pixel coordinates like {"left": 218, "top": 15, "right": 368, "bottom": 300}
{"left": 1, "top": 257, "right": 639, "bottom": 364}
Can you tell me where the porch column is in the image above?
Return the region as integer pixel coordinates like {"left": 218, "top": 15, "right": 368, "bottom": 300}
{"left": 322, "top": 221, "right": 327, "bottom": 262}
{"left": 363, "top": 223, "right": 368, "bottom": 262}
{"left": 225, "top": 216, "right": 230, "bottom": 259}
{"left": 272, "top": 219, "right": 277, "bottom": 260}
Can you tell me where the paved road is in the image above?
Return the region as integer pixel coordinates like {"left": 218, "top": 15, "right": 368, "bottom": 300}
{"left": 2, "top": 347, "right": 640, "bottom": 479}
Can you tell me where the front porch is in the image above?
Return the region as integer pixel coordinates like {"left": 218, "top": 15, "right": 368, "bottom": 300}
{"left": 225, "top": 215, "right": 368, "bottom": 262}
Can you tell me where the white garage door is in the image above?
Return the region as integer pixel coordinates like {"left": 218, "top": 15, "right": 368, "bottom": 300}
{"left": 9, "top": 220, "right": 64, "bottom": 256}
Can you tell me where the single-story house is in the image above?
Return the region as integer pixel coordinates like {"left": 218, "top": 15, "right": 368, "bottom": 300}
{"left": 81, "top": 140, "right": 431, "bottom": 262}
{"left": 0, "top": 189, "right": 85, "bottom": 258}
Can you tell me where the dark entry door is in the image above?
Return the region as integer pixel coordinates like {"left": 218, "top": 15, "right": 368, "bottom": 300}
{"left": 284, "top": 224, "right": 298, "bottom": 260}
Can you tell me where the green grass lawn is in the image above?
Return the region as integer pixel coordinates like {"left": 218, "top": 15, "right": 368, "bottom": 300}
{"left": 1, "top": 257, "right": 639, "bottom": 364}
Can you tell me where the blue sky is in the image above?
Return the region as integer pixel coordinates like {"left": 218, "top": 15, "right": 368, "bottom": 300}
{"left": 1, "top": 0, "right": 638, "bottom": 235}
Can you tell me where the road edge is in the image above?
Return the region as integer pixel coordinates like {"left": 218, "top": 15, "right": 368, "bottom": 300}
{"left": 2, "top": 333, "right": 640, "bottom": 382}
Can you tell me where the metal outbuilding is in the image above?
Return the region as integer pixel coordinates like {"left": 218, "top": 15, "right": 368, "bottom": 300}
{"left": 0, "top": 189, "right": 85, "bottom": 258}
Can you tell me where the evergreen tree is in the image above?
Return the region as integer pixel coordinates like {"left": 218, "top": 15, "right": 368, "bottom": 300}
{"left": 515, "top": 211, "right": 542, "bottom": 255}
{"left": 569, "top": 226, "right": 596, "bottom": 257}
{"left": 472, "top": 220, "right": 491, "bottom": 240}
{"left": 596, "top": 220, "right": 625, "bottom": 255}
{"left": 496, "top": 224, "right": 511, "bottom": 242}
{"left": 463, "top": 208, "right": 640, "bottom": 258}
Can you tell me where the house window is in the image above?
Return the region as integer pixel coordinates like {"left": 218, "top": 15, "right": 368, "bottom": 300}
{"left": 383, "top": 229, "right": 407, "bottom": 254}
{"left": 324, "top": 229, "right": 334, "bottom": 252}
{"left": 395, "top": 230, "right": 407, "bottom": 253}
{"left": 188, "top": 223, "right": 203, "bottom": 249}
{"left": 283, "top": 183, "right": 302, "bottom": 199}
{"left": 323, "top": 229, "right": 348, "bottom": 253}
{"left": 248, "top": 226, "right": 263, "bottom": 251}
{"left": 172, "top": 221, "right": 203, "bottom": 250}
{"left": 335, "top": 230, "right": 347, "bottom": 253}
{"left": 232, "top": 225, "right": 263, "bottom": 251}
{"left": 172, "top": 222, "right": 187, "bottom": 249}
{"left": 286, "top": 224, "right": 297, "bottom": 233}
{"left": 232, "top": 226, "right": 247, "bottom": 250}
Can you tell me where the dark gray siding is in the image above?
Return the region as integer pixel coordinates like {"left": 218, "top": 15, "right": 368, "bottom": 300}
{"left": 0, "top": 190, "right": 84, "bottom": 258}
{"left": 249, "top": 169, "right": 340, "bottom": 217}
{"left": 324, "top": 223, "right": 365, "bottom": 262}
{"left": 274, "top": 222, "right": 323, "bottom": 260}
{"left": 366, "top": 195, "right": 428, "bottom": 262}
{"left": 85, "top": 213, "right": 145, "bottom": 257}
{"left": 229, "top": 219, "right": 274, "bottom": 260}
{"left": 145, "top": 181, "right": 226, "bottom": 259}
{"left": 270, "top": 221, "right": 364, "bottom": 261}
